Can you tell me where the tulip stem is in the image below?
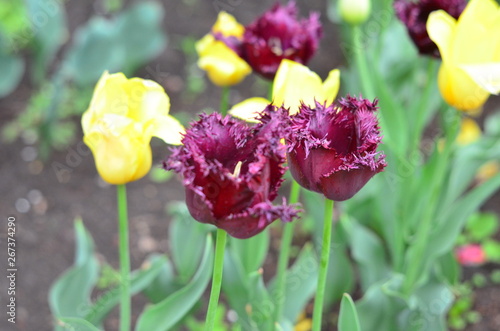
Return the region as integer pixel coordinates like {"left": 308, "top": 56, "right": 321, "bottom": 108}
{"left": 220, "top": 86, "right": 230, "bottom": 116}
{"left": 205, "top": 228, "right": 227, "bottom": 331}
{"left": 273, "top": 180, "right": 301, "bottom": 327}
{"left": 352, "top": 25, "right": 376, "bottom": 100}
{"left": 312, "top": 198, "right": 334, "bottom": 331}
{"left": 117, "top": 184, "right": 131, "bottom": 331}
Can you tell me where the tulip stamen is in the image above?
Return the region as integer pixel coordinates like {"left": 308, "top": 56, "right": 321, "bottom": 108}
{"left": 230, "top": 161, "right": 243, "bottom": 178}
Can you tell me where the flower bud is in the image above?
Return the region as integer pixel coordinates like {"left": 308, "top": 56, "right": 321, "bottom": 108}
{"left": 339, "top": 0, "right": 371, "bottom": 25}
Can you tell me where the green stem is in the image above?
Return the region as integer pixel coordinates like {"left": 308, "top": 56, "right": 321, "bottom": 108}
{"left": 117, "top": 184, "right": 130, "bottom": 331}
{"left": 204, "top": 228, "right": 227, "bottom": 331}
{"left": 312, "top": 199, "right": 335, "bottom": 331}
{"left": 220, "top": 86, "right": 230, "bottom": 116}
{"left": 352, "top": 25, "right": 376, "bottom": 100}
{"left": 272, "top": 181, "right": 301, "bottom": 327}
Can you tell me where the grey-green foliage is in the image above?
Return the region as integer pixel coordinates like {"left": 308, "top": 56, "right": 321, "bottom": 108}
{"left": 0, "top": 32, "right": 24, "bottom": 98}
{"left": 64, "top": 1, "right": 167, "bottom": 85}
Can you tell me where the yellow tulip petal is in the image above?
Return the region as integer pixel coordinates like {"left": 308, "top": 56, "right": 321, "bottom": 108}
{"left": 456, "top": 117, "right": 481, "bottom": 146}
{"left": 212, "top": 11, "right": 244, "bottom": 37}
{"left": 87, "top": 72, "right": 129, "bottom": 118}
{"left": 438, "top": 63, "right": 489, "bottom": 111}
{"left": 195, "top": 34, "right": 215, "bottom": 56}
{"left": 151, "top": 115, "right": 185, "bottom": 145}
{"left": 85, "top": 128, "right": 152, "bottom": 185}
{"left": 461, "top": 63, "right": 500, "bottom": 95}
{"left": 198, "top": 42, "right": 251, "bottom": 86}
{"left": 322, "top": 69, "right": 341, "bottom": 105}
{"left": 272, "top": 59, "right": 324, "bottom": 115}
{"left": 229, "top": 97, "right": 271, "bottom": 123}
{"left": 427, "top": 10, "right": 456, "bottom": 61}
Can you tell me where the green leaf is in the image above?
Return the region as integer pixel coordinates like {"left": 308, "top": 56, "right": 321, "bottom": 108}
{"left": 339, "top": 293, "right": 361, "bottom": 331}
{"left": 168, "top": 202, "right": 211, "bottom": 282}
{"left": 135, "top": 235, "right": 214, "bottom": 331}
{"left": 149, "top": 167, "right": 173, "bottom": 183}
{"left": 483, "top": 240, "right": 500, "bottom": 262}
{"left": 0, "top": 48, "right": 24, "bottom": 98}
{"left": 428, "top": 172, "right": 500, "bottom": 258}
{"left": 85, "top": 255, "right": 167, "bottom": 325}
{"left": 325, "top": 221, "right": 355, "bottom": 307}
{"left": 400, "top": 278, "right": 453, "bottom": 331}
{"left": 25, "top": 0, "right": 66, "bottom": 81}
{"left": 268, "top": 244, "right": 318, "bottom": 325}
{"left": 371, "top": 57, "right": 409, "bottom": 158}
{"left": 221, "top": 250, "right": 253, "bottom": 327}
{"left": 115, "top": 2, "right": 167, "bottom": 69}
{"left": 65, "top": 17, "right": 123, "bottom": 85}
{"left": 142, "top": 254, "right": 178, "bottom": 304}
{"left": 230, "top": 230, "right": 269, "bottom": 274}
{"left": 356, "top": 278, "right": 406, "bottom": 331}
{"left": 222, "top": 251, "right": 273, "bottom": 331}
{"left": 344, "top": 218, "right": 389, "bottom": 290}
{"left": 56, "top": 317, "right": 102, "bottom": 331}
{"left": 49, "top": 219, "right": 99, "bottom": 325}
{"left": 466, "top": 213, "right": 499, "bottom": 242}
{"left": 435, "top": 252, "right": 460, "bottom": 286}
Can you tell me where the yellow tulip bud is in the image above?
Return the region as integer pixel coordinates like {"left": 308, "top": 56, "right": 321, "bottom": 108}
{"left": 82, "top": 72, "right": 184, "bottom": 185}
{"left": 338, "top": 0, "right": 371, "bottom": 25}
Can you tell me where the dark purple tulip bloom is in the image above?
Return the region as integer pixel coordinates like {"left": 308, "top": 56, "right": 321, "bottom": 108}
{"left": 164, "top": 109, "right": 299, "bottom": 239}
{"left": 239, "top": 1, "right": 322, "bottom": 80}
{"left": 394, "top": 0, "right": 466, "bottom": 57}
{"left": 285, "top": 96, "right": 386, "bottom": 201}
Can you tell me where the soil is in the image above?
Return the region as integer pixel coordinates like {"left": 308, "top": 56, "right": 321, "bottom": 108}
{"left": 0, "top": 1, "right": 499, "bottom": 331}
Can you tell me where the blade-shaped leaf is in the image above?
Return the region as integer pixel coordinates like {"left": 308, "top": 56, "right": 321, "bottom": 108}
{"left": 230, "top": 230, "right": 269, "bottom": 274}
{"left": 56, "top": 317, "right": 102, "bottom": 331}
{"left": 135, "top": 235, "right": 214, "bottom": 331}
{"left": 49, "top": 219, "right": 99, "bottom": 326}
{"left": 85, "top": 255, "right": 167, "bottom": 325}
{"left": 268, "top": 244, "right": 318, "bottom": 325}
{"left": 142, "top": 254, "right": 178, "bottom": 304}
{"left": 168, "top": 202, "right": 211, "bottom": 282}
{"left": 339, "top": 293, "right": 361, "bottom": 331}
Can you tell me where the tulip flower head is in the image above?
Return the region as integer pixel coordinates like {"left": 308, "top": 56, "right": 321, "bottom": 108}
{"left": 394, "top": 0, "right": 466, "bottom": 57}
{"left": 285, "top": 96, "right": 386, "bottom": 201}
{"left": 164, "top": 109, "right": 299, "bottom": 239}
{"left": 82, "top": 72, "right": 184, "bottom": 185}
{"left": 427, "top": 0, "right": 500, "bottom": 111}
{"left": 196, "top": 12, "right": 251, "bottom": 86}
{"left": 239, "top": 1, "right": 322, "bottom": 80}
{"left": 229, "top": 59, "right": 340, "bottom": 122}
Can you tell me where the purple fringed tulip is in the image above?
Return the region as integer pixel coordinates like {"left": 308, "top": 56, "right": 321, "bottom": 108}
{"left": 285, "top": 96, "right": 387, "bottom": 201}
{"left": 164, "top": 108, "right": 299, "bottom": 239}
{"left": 239, "top": 1, "right": 322, "bottom": 80}
{"left": 394, "top": 0, "right": 466, "bottom": 57}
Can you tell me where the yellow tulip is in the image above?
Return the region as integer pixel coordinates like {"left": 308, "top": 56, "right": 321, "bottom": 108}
{"left": 82, "top": 72, "right": 184, "bottom": 185}
{"left": 456, "top": 117, "right": 481, "bottom": 146}
{"left": 427, "top": 0, "right": 500, "bottom": 112}
{"left": 230, "top": 59, "right": 340, "bottom": 122}
{"left": 196, "top": 12, "right": 251, "bottom": 87}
